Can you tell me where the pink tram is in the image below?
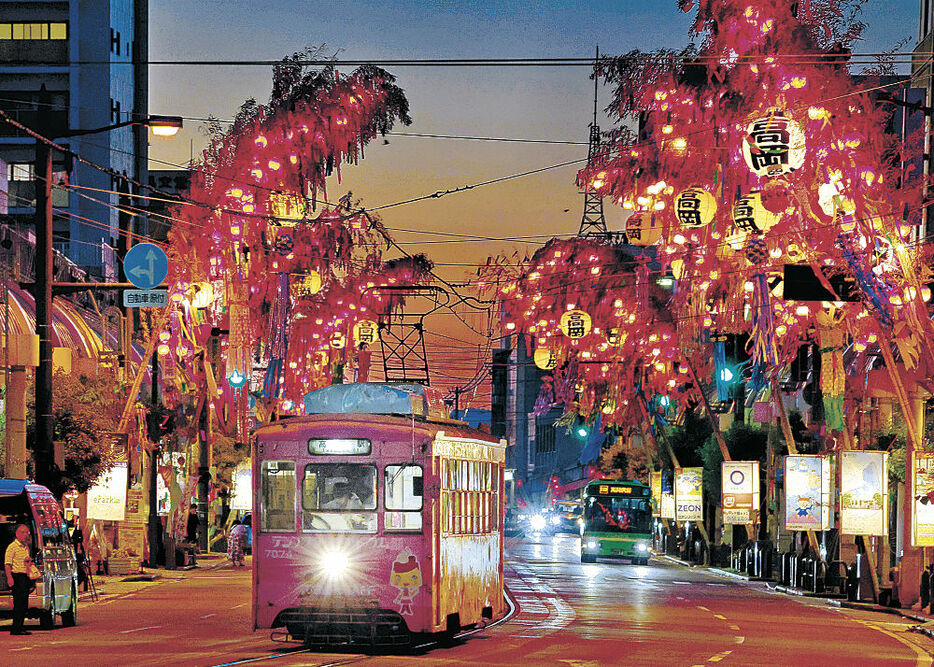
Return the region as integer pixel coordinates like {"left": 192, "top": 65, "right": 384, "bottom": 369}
{"left": 252, "top": 383, "right": 507, "bottom": 646}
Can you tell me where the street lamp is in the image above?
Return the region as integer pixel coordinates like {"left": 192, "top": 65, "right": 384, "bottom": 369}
{"left": 32, "top": 102, "right": 182, "bottom": 491}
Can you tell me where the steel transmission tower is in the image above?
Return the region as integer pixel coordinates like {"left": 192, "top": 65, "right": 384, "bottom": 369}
{"left": 578, "top": 47, "right": 609, "bottom": 239}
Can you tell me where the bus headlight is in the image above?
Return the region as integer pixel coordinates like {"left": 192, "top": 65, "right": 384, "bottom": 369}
{"left": 529, "top": 515, "right": 547, "bottom": 532}
{"left": 585, "top": 540, "right": 599, "bottom": 551}
{"left": 550, "top": 516, "right": 561, "bottom": 526}
{"left": 320, "top": 549, "right": 350, "bottom": 578}
{"left": 635, "top": 542, "right": 648, "bottom": 553}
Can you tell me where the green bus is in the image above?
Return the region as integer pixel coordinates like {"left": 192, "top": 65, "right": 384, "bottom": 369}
{"left": 580, "top": 479, "right": 653, "bottom": 564}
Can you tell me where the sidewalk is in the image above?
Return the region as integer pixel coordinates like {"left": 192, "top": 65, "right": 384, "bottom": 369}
{"left": 660, "top": 553, "right": 934, "bottom": 638}
{"left": 79, "top": 552, "right": 233, "bottom": 603}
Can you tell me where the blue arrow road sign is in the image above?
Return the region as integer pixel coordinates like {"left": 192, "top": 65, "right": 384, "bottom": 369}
{"left": 124, "top": 243, "right": 168, "bottom": 290}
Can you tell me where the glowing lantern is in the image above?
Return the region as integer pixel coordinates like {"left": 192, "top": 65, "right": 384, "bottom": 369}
{"left": 559, "top": 309, "right": 592, "bottom": 339}
{"left": 732, "top": 192, "right": 778, "bottom": 234}
{"left": 268, "top": 191, "right": 306, "bottom": 225}
{"left": 533, "top": 347, "right": 558, "bottom": 370}
{"left": 625, "top": 212, "right": 662, "bottom": 246}
{"left": 817, "top": 180, "right": 856, "bottom": 218}
{"left": 352, "top": 319, "right": 379, "bottom": 347}
{"left": 300, "top": 270, "right": 322, "bottom": 295}
{"left": 741, "top": 109, "right": 806, "bottom": 178}
{"left": 329, "top": 332, "right": 346, "bottom": 349}
{"left": 674, "top": 188, "right": 717, "bottom": 228}
{"left": 605, "top": 327, "right": 626, "bottom": 347}
{"left": 188, "top": 282, "right": 215, "bottom": 309}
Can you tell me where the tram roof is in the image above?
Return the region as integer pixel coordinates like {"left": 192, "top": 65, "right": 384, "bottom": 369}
{"left": 302, "top": 382, "right": 452, "bottom": 421}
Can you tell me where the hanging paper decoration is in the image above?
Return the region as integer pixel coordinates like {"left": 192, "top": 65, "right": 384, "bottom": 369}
{"left": 732, "top": 192, "right": 779, "bottom": 235}
{"left": 625, "top": 212, "right": 662, "bottom": 246}
{"left": 605, "top": 327, "right": 625, "bottom": 347}
{"left": 352, "top": 319, "right": 379, "bottom": 348}
{"left": 533, "top": 346, "right": 558, "bottom": 370}
{"left": 559, "top": 309, "right": 592, "bottom": 339}
{"left": 674, "top": 187, "right": 717, "bottom": 228}
{"left": 817, "top": 180, "right": 855, "bottom": 218}
{"left": 329, "top": 332, "right": 346, "bottom": 349}
{"left": 187, "top": 282, "right": 215, "bottom": 309}
{"left": 261, "top": 272, "right": 291, "bottom": 398}
{"left": 741, "top": 109, "right": 806, "bottom": 178}
{"left": 299, "top": 270, "right": 323, "bottom": 296}
{"left": 268, "top": 191, "right": 306, "bottom": 225}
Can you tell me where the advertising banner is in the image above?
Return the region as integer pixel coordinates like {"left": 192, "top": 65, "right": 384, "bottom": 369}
{"left": 840, "top": 451, "right": 888, "bottom": 536}
{"left": 650, "top": 471, "right": 662, "bottom": 518}
{"left": 661, "top": 493, "right": 676, "bottom": 520}
{"left": 117, "top": 488, "right": 146, "bottom": 558}
{"left": 86, "top": 461, "right": 128, "bottom": 521}
{"left": 722, "top": 461, "right": 759, "bottom": 524}
{"left": 231, "top": 460, "right": 253, "bottom": 511}
{"left": 675, "top": 467, "right": 703, "bottom": 521}
{"left": 784, "top": 455, "right": 832, "bottom": 531}
{"left": 912, "top": 451, "right": 934, "bottom": 547}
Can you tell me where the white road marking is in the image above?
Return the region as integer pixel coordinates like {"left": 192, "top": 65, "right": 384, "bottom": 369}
{"left": 10, "top": 647, "right": 34, "bottom": 652}
{"left": 729, "top": 624, "right": 740, "bottom": 630}
{"left": 119, "top": 624, "right": 162, "bottom": 634}
{"left": 672, "top": 580, "right": 692, "bottom": 585}
{"left": 734, "top": 636, "right": 745, "bottom": 644}
{"left": 231, "top": 603, "right": 245, "bottom": 609}
{"left": 201, "top": 613, "right": 216, "bottom": 619}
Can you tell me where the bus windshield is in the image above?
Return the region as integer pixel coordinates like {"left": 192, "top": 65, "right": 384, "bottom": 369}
{"left": 584, "top": 495, "right": 652, "bottom": 534}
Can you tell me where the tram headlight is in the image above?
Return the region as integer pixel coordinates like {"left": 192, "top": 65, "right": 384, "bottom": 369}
{"left": 529, "top": 515, "right": 547, "bottom": 532}
{"left": 635, "top": 542, "right": 648, "bottom": 553}
{"left": 320, "top": 549, "right": 350, "bottom": 579}
{"left": 585, "top": 540, "right": 599, "bottom": 551}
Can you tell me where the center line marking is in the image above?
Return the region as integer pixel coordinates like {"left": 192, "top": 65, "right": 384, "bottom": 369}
{"left": 120, "top": 625, "right": 162, "bottom": 634}
{"left": 696, "top": 605, "right": 710, "bottom": 611}
{"left": 714, "top": 614, "right": 727, "bottom": 620}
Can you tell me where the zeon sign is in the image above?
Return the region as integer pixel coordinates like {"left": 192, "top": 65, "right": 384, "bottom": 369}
{"left": 721, "top": 461, "right": 760, "bottom": 525}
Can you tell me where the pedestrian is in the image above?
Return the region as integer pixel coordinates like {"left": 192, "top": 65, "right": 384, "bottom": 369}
{"left": 921, "top": 565, "right": 930, "bottom": 612}
{"left": 227, "top": 518, "right": 247, "bottom": 567}
{"left": 4, "top": 523, "right": 34, "bottom": 635}
{"left": 928, "top": 565, "right": 934, "bottom": 614}
{"left": 186, "top": 504, "right": 199, "bottom": 546}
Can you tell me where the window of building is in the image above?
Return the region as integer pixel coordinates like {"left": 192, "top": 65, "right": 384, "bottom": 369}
{"left": 536, "top": 422, "right": 555, "bottom": 454}
{"left": 8, "top": 163, "right": 33, "bottom": 181}
{"left": 0, "top": 22, "right": 68, "bottom": 40}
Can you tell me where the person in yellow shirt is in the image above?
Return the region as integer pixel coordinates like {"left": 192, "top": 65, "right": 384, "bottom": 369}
{"left": 5, "top": 524, "right": 33, "bottom": 635}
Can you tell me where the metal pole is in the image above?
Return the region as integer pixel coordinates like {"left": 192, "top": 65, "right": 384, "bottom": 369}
{"left": 33, "top": 87, "right": 55, "bottom": 490}
{"left": 147, "top": 351, "right": 161, "bottom": 567}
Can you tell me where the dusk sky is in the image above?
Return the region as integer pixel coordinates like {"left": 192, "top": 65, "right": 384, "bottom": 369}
{"left": 148, "top": 0, "right": 920, "bottom": 399}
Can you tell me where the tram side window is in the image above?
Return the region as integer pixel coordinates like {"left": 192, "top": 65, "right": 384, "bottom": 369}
{"left": 440, "top": 458, "right": 500, "bottom": 535}
{"left": 260, "top": 461, "right": 296, "bottom": 532}
{"left": 385, "top": 465, "right": 423, "bottom": 531}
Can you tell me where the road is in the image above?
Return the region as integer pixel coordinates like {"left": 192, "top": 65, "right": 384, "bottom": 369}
{"left": 3, "top": 533, "right": 933, "bottom": 666}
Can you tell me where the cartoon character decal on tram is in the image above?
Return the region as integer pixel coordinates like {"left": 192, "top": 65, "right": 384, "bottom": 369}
{"left": 390, "top": 551, "right": 423, "bottom": 615}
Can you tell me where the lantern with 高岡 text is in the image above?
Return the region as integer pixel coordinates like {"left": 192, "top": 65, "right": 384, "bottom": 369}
{"left": 732, "top": 192, "right": 779, "bottom": 234}
{"left": 559, "top": 309, "right": 592, "bottom": 339}
{"left": 352, "top": 319, "right": 379, "bottom": 348}
{"left": 625, "top": 212, "right": 663, "bottom": 246}
{"left": 674, "top": 188, "right": 717, "bottom": 228}
{"left": 741, "top": 109, "right": 806, "bottom": 178}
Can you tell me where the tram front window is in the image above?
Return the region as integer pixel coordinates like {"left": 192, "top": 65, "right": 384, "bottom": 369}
{"left": 302, "top": 464, "right": 377, "bottom": 532}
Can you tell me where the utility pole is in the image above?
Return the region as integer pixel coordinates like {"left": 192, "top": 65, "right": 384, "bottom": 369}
{"left": 33, "top": 85, "right": 55, "bottom": 489}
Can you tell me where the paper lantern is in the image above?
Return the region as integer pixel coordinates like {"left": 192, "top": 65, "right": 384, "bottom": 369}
{"left": 742, "top": 109, "right": 806, "bottom": 178}
{"left": 724, "top": 225, "right": 749, "bottom": 252}
{"left": 817, "top": 181, "right": 856, "bottom": 218}
{"left": 674, "top": 188, "right": 717, "bottom": 228}
{"left": 732, "top": 192, "right": 779, "bottom": 234}
{"left": 188, "top": 282, "right": 215, "bottom": 309}
{"left": 300, "top": 270, "right": 322, "bottom": 295}
{"left": 268, "top": 191, "right": 306, "bottom": 225}
{"left": 559, "top": 309, "right": 592, "bottom": 339}
{"left": 329, "top": 332, "right": 346, "bottom": 349}
{"left": 352, "top": 319, "right": 379, "bottom": 347}
{"left": 533, "top": 347, "right": 558, "bottom": 370}
{"left": 625, "top": 212, "right": 662, "bottom": 246}
{"left": 605, "top": 327, "right": 626, "bottom": 347}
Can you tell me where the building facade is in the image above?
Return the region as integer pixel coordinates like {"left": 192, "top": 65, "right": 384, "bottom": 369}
{"left": 0, "top": 0, "right": 148, "bottom": 278}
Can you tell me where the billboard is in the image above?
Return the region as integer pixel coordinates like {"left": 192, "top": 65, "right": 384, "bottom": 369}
{"left": 722, "top": 461, "right": 759, "bottom": 524}
{"left": 86, "top": 461, "right": 128, "bottom": 521}
{"left": 231, "top": 460, "right": 253, "bottom": 511}
{"left": 840, "top": 450, "right": 888, "bottom": 536}
{"left": 650, "top": 471, "right": 662, "bottom": 518}
{"left": 912, "top": 451, "right": 934, "bottom": 547}
{"left": 784, "top": 455, "right": 832, "bottom": 531}
{"left": 675, "top": 467, "right": 703, "bottom": 521}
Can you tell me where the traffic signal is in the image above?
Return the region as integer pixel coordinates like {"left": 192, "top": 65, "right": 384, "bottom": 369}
{"left": 575, "top": 416, "right": 591, "bottom": 439}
